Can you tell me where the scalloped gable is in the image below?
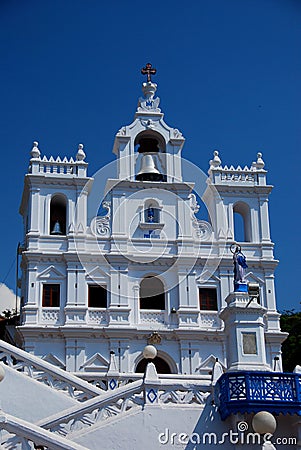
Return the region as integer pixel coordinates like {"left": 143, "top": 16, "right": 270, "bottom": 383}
{"left": 37, "top": 265, "right": 65, "bottom": 280}
{"left": 80, "top": 353, "right": 109, "bottom": 372}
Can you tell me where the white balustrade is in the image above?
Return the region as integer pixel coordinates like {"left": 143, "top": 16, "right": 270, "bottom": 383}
{"left": 209, "top": 163, "right": 266, "bottom": 186}
{"left": 220, "top": 168, "right": 257, "bottom": 183}
{"left": 30, "top": 155, "right": 87, "bottom": 177}
{"left": 140, "top": 311, "right": 165, "bottom": 324}
{"left": 87, "top": 309, "right": 108, "bottom": 325}
{"left": 38, "top": 377, "right": 212, "bottom": 438}
{"left": 0, "top": 412, "right": 88, "bottom": 450}
{"left": 199, "top": 312, "right": 221, "bottom": 328}
{"left": 41, "top": 308, "right": 61, "bottom": 324}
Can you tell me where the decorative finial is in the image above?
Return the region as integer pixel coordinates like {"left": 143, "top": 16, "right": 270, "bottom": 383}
{"left": 30, "top": 141, "right": 40, "bottom": 159}
{"left": 137, "top": 64, "right": 161, "bottom": 112}
{"left": 209, "top": 150, "right": 221, "bottom": 168}
{"left": 255, "top": 152, "right": 265, "bottom": 169}
{"left": 141, "top": 63, "right": 157, "bottom": 83}
{"left": 76, "top": 143, "right": 86, "bottom": 161}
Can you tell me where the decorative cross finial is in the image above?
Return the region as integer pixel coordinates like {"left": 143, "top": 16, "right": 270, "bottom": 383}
{"left": 141, "top": 63, "right": 157, "bottom": 82}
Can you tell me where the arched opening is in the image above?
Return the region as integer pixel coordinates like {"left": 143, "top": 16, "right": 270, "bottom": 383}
{"left": 135, "top": 131, "right": 166, "bottom": 182}
{"left": 144, "top": 199, "right": 161, "bottom": 223}
{"left": 50, "top": 194, "right": 67, "bottom": 235}
{"left": 140, "top": 276, "right": 165, "bottom": 310}
{"left": 134, "top": 130, "right": 166, "bottom": 153}
{"left": 233, "top": 211, "right": 245, "bottom": 242}
{"left": 135, "top": 356, "right": 171, "bottom": 374}
{"left": 233, "top": 202, "right": 252, "bottom": 242}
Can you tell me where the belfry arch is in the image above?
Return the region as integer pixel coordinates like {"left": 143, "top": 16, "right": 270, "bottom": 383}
{"left": 50, "top": 194, "right": 67, "bottom": 235}
{"left": 233, "top": 201, "right": 252, "bottom": 242}
{"left": 134, "top": 130, "right": 166, "bottom": 154}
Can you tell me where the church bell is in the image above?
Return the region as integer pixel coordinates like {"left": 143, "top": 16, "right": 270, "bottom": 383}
{"left": 51, "top": 220, "right": 62, "bottom": 235}
{"left": 136, "top": 154, "right": 163, "bottom": 181}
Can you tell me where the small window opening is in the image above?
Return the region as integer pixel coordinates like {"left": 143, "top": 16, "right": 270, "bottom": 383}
{"left": 144, "top": 200, "right": 161, "bottom": 223}
{"left": 140, "top": 276, "right": 165, "bottom": 310}
{"left": 42, "top": 284, "right": 60, "bottom": 307}
{"left": 88, "top": 285, "right": 107, "bottom": 308}
{"left": 199, "top": 288, "right": 218, "bottom": 311}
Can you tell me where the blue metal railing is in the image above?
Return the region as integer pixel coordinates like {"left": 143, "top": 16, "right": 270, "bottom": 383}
{"left": 216, "top": 371, "right": 301, "bottom": 420}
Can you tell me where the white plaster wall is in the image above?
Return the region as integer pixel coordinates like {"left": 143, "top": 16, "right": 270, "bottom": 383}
{"left": 0, "top": 365, "right": 77, "bottom": 422}
{"left": 72, "top": 405, "right": 299, "bottom": 450}
{"left": 73, "top": 404, "right": 233, "bottom": 450}
{"left": 33, "top": 339, "right": 66, "bottom": 364}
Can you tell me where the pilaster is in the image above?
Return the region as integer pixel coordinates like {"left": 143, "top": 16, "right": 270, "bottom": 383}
{"left": 220, "top": 292, "right": 270, "bottom": 371}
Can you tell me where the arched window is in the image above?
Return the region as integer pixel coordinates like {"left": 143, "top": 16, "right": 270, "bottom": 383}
{"left": 50, "top": 195, "right": 67, "bottom": 235}
{"left": 233, "top": 202, "right": 252, "bottom": 242}
{"left": 140, "top": 276, "right": 165, "bottom": 310}
{"left": 144, "top": 199, "right": 161, "bottom": 223}
{"left": 135, "top": 356, "right": 171, "bottom": 374}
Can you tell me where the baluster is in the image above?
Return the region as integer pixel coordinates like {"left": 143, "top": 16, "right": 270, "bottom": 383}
{"left": 245, "top": 372, "right": 251, "bottom": 401}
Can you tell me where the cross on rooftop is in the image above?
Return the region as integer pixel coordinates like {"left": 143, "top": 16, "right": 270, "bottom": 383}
{"left": 141, "top": 63, "right": 157, "bottom": 82}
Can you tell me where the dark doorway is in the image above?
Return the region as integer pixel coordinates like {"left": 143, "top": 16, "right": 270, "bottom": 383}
{"left": 135, "top": 356, "right": 171, "bottom": 374}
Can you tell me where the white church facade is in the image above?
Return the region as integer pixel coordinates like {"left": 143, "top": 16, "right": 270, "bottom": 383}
{"left": 0, "top": 65, "right": 299, "bottom": 449}
{"left": 18, "top": 67, "right": 284, "bottom": 378}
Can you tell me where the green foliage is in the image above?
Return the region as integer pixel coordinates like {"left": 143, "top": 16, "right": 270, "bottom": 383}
{"left": 1, "top": 309, "right": 17, "bottom": 319}
{"left": 280, "top": 310, "right": 301, "bottom": 372}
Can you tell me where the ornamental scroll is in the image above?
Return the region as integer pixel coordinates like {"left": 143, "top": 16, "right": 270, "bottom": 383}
{"left": 90, "top": 202, "right": 111, "bottom": 237}
{"left": 189, "top": 194, "right": 213, "bottom": 241}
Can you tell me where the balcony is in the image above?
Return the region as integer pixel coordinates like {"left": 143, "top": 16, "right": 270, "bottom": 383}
{"left": 216, "top": 371, "right": 301, "bottom": 420}
{"left": 140, "top": 311, "right": 165, "bottom": 325}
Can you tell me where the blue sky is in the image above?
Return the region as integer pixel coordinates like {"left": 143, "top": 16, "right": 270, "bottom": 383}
{"left": 0, "top": 0, "right": 300, "bottom": 311}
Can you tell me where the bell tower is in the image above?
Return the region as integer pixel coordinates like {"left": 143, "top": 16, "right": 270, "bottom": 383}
{"left": 106, "top": 63, "right": 195, "bottom": 255}
{"left": 112, "top": 64, "right": 185, "bottom": 184}
{"left": 202, "top": 150, "right": 282, "bottom": 342}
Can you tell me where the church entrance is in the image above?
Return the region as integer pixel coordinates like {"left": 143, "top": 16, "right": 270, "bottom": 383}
{"left": 135, "top": 356, "right": 171, "bottom": 374}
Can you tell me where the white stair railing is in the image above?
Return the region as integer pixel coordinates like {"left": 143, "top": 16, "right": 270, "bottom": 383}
{"left": 0, "top": 412, "right": 89, "bottom": 450}
{"left": 37, "top": 377, "right": 211, "bottom": 438}
{"left": 38, "top": 379, "right": 144, "bottom": 437}
{"left": 0, "top": 340, "right": 103, "bottom": 401}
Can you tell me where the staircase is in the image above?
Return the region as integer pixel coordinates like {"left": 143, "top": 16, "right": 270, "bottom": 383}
{"left": 0, "top": 341, "right": 214, "bottom": 449}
